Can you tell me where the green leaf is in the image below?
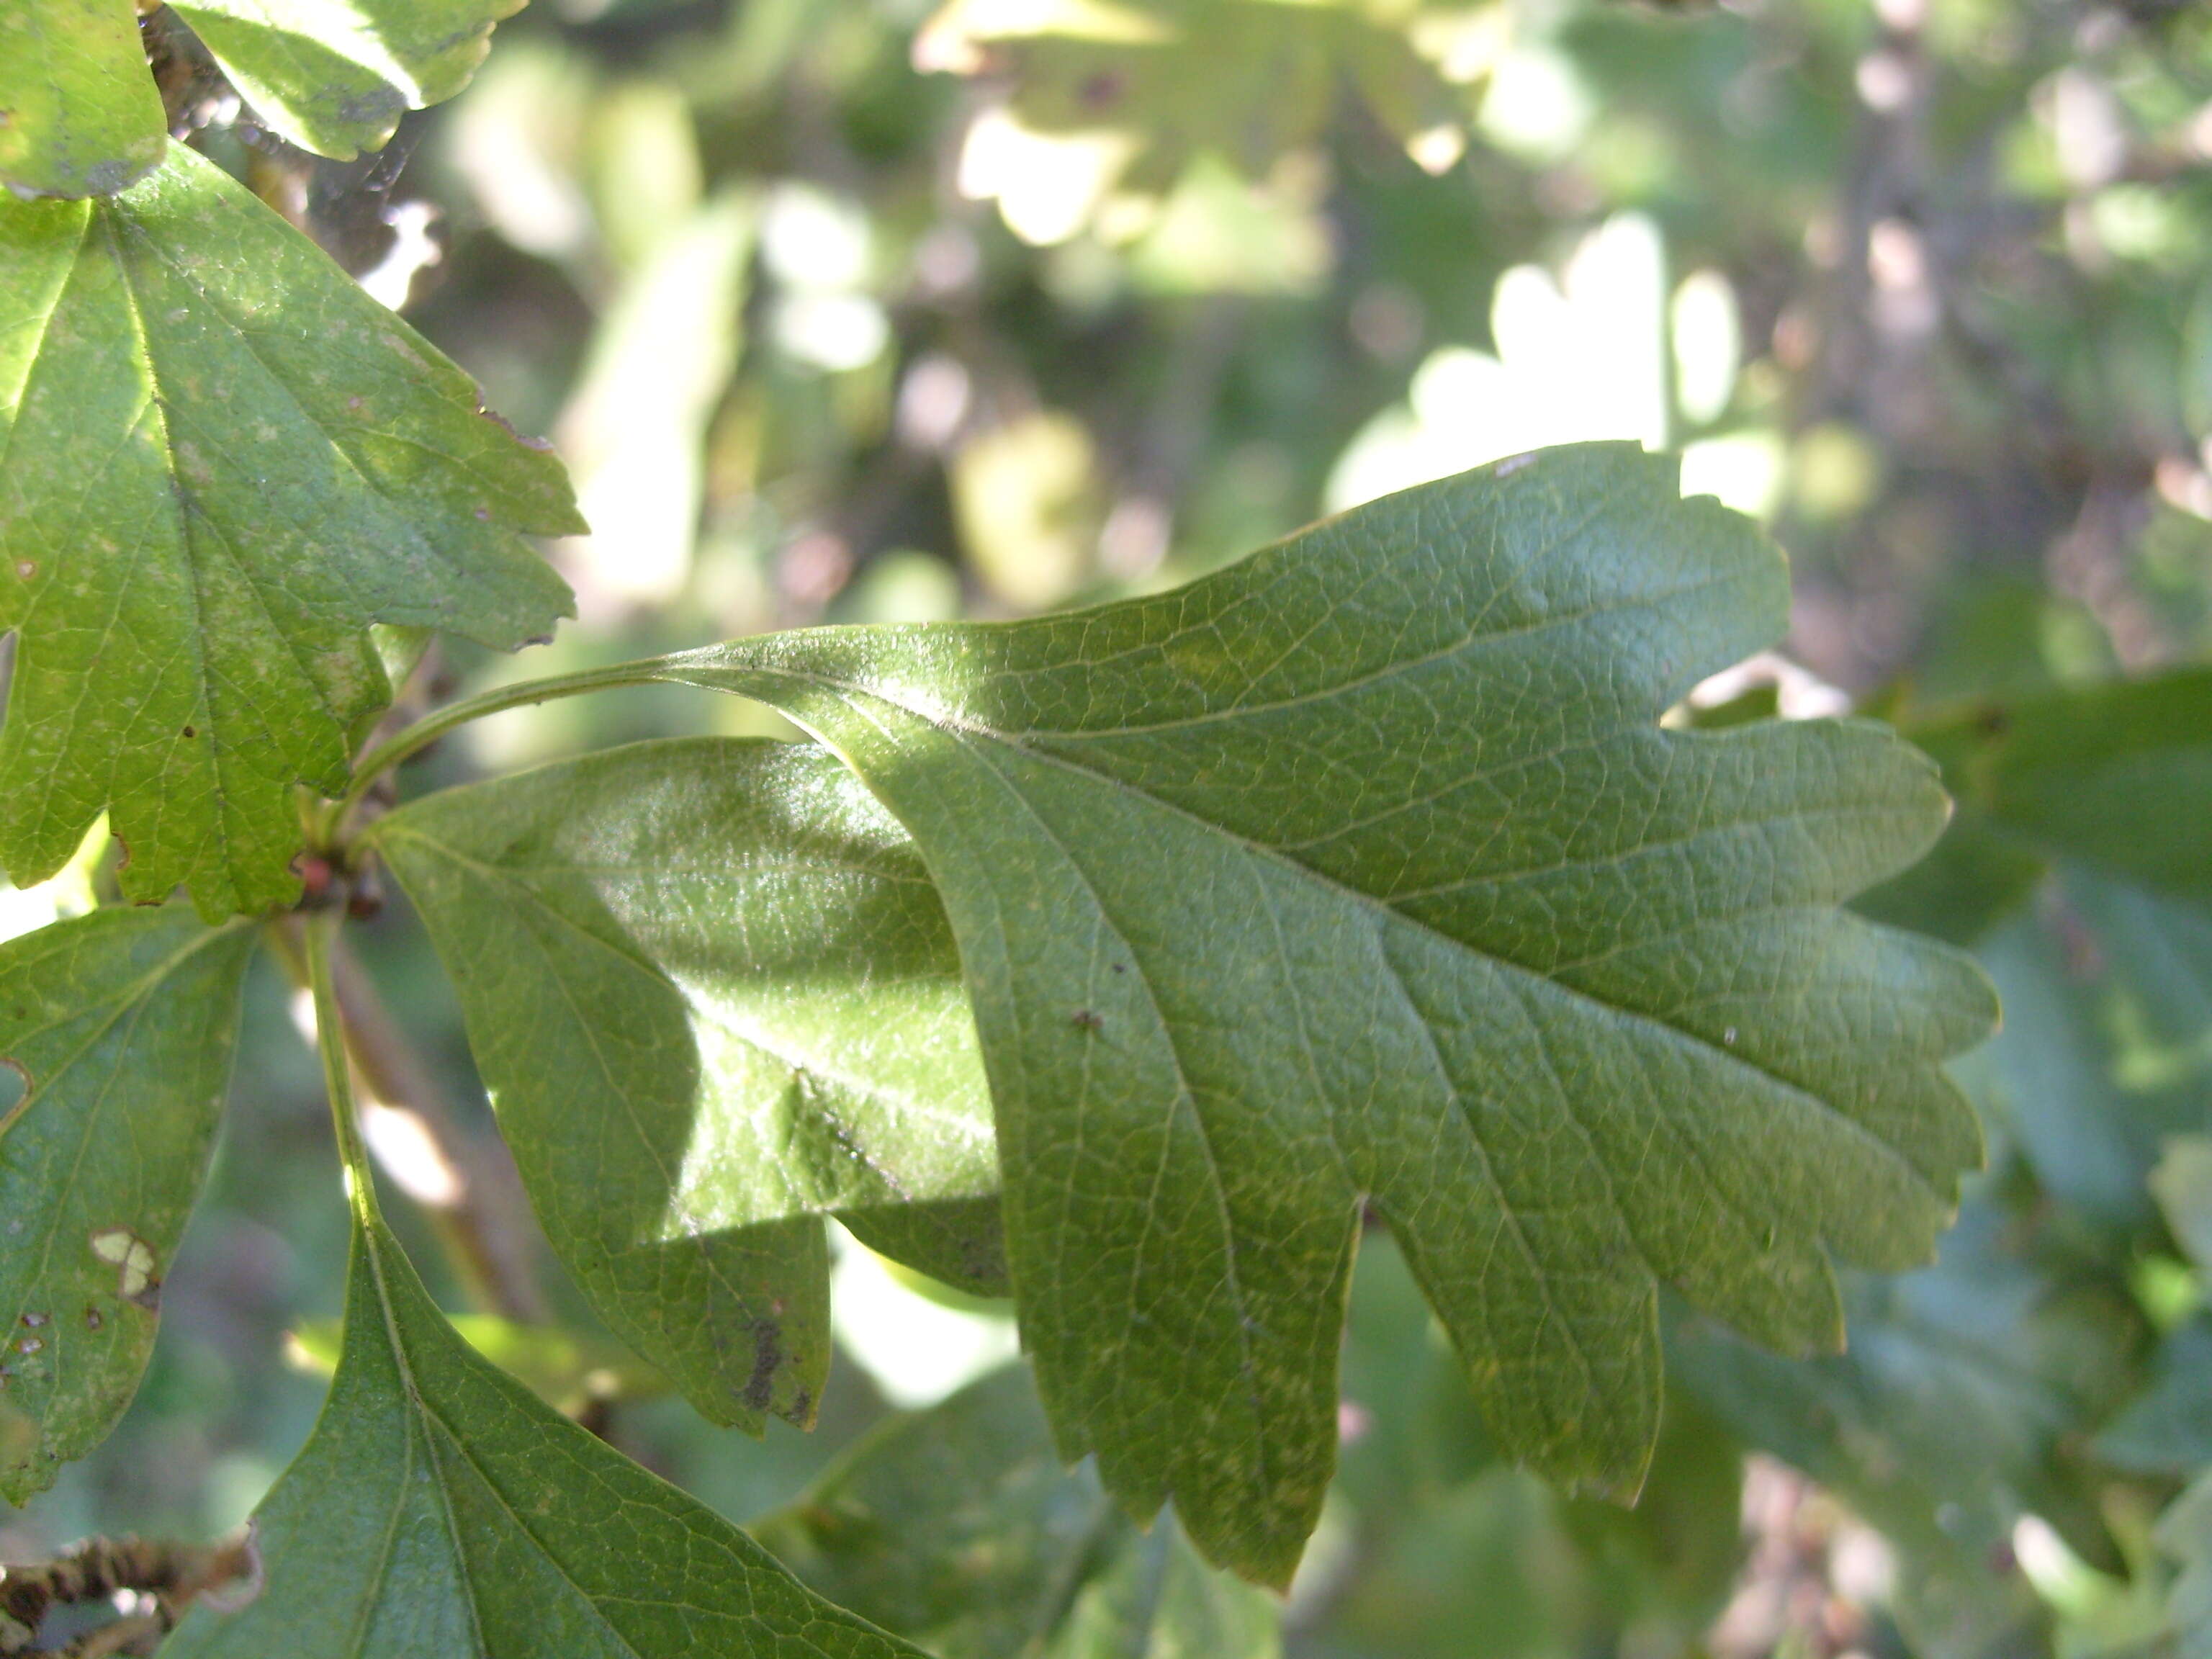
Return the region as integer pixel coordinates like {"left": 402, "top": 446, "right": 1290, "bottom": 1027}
{"left": 754, "top": 1366, "right": 1280, "bottom": 1659}
{"left": 369, "top": 737, "right": 1002, "bottom": 1434}
{"left": 0, "top": 145, "right": 577, "bottom": 919}
{"left": 0, "top": 0, "right": 168, "bottom": 199}
{"left": 1947, "top": 667, "right": 2212, "bottom": 906}
{"left": 918, "top": 0, "right": 1466, "bottom": 208}
{"left": 2098, "top": 1316, "right": 2212, "bottom": 1478}
{"left": 2159, "top": 1473, "right": 2212, "bottom": 1659}
{"left": 637, "top": 443, "right": 1994, "bottom": 1583}
{"left": 161, "top": 1206, "right": 930, "bottom": 1659}
{"left": 0, "top": 904, "right": 255, "bottom": 1501}
{"left": 1871, "top": 672, "right": 2212, "bottom": 1221}
{"left": 170, "top": 0, "right": 529, "bottom": 161}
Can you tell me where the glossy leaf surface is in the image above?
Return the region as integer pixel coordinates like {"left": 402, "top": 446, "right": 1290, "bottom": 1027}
{"left": 0, "top": 146, "right": 577, "bottom": 917}
{"left": 643, "top": 444, "right": 1995, "bottom": 1582}
{"left": 0, "top": 905, "right": 254, "bottom": 1501}
{"left": 372, "top": 737, "right": 1002, "bottom": 1433}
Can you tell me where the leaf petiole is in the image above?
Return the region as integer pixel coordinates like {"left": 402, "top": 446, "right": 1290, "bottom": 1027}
{"left": 323, "top": 659, "right": 678, "bottom": 848}
{"left": 301, "top": 909, "right": 378, "bottom": 1223}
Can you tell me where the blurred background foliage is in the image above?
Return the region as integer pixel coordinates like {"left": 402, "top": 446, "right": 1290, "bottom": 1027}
{"left": 11, "top": 0, "right": 2212, "bottom": 1655}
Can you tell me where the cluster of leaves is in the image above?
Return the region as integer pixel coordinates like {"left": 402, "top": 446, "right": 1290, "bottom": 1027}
{"left": 4, "top": 3, "right": 2212, "bottom": 1659}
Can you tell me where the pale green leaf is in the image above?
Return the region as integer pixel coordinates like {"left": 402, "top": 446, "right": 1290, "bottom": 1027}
{"left": 161, "top": 1208, "right": 930, "bottom": 1658}
{"left": 171, "top": 0, "right": 529, "bottom": 161}
{"left": 0, "top": 904, "right": 255, "bottom": 1501}
{"left": 369, "top": 737, "right": 1002, "bottom": 1434}
{"left": 0, "top": 145, "right": 577, "bottom": 919}
{"left": 0, "top": 0, "right": 168, "bottom": 199}
{"left": 630, "top": 443, "right": 1993, "bottom": 1583}
{"left": 755, "top": 1367, "right": 1280, "bottom": 1659}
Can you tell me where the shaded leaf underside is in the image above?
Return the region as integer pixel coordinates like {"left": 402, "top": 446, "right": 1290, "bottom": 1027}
{"left": 372, "top": 738, "right": 1002, "bottom": 1434}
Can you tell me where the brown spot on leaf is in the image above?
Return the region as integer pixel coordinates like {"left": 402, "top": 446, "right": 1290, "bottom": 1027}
{"left": 17, "top": 1313, "right": 44, "bottom": 1329}
{"left": 742, "top": 1320, "right": 785, "bottom": 1413}
{"left": 84, "top": 1308, "right": 102, "bottom": 1332}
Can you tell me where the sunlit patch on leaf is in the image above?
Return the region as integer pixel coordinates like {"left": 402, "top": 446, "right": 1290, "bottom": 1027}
{"left": 0, "top": 145, "right": 578, "bottom": 917}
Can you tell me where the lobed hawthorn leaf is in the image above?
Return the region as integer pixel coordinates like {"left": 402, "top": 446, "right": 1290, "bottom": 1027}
{"left": 0, "top": 0, "right": 169, "bottom": 199}
{"left": 617, "top": 443, "right": 1995, "bottom": 1585}
{"left": 0, "top": 904, "right": 256, "bottom": 1502}
{"left": 161, "top": 1204, "right": 931, "bottom": 1659}
{"left": 368, "top": 737, "right": 1003, "bottom": 1437}
{"left": 755, "top": 1365, "right": 1280, "bottom": 1659}
{"left": 0, "top": 145, "right": 577, "bottom": 920}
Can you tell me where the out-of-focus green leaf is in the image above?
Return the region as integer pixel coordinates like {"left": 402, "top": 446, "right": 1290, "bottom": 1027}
{"left": 951, "top": 413, "right": 1102, "bottom": 611}
{"left": 2156, "top": 1137, "right": 2212, "bottom": 1272}
{"left": 1950, "top": 667, "right": 2212, "bottom": 905}
{"left": 2159, "top": 1471, "right": 2212, "bottom": 1659}
{"left": 2098, "top": 1317, "right": 2212, "bottom": 1478}
{"left": 754, "top": 1367, "right": 1280, "bottom": 1659}
{"left": 920, "top": 0, "right": 1470, "bottom": 216}
{"left": 0, "top": 906, "right": 255, "bottom": 1501}
{"left": 169, "top": 0, "right": 529, "bottom": 159}
{"left": 369, "top": 737, "right": 1002, "bottom": 1436}
{"left": 1325, "top": 1395, "right": 1743, "bottom": 1659}
{"left": 289, "top": 1313, "right": 670, "bottom": 1415}
{"left": 1963, "top": 881, "right": 2206, "bottom": 1233}
{"left": 556, "top": 194, "right": 752, "bottom": 608}
{"left": 634, "top": 443, "right": 1993, "bottom": 1584}
{"left": 1872, "top": 673, "right": 2212, "bottom": 1226}
{"left": 1334, "top": 1231, "right": 1496, "bottom": 1517}
{"left": 0, "top": 145, "right": 577, "bottom": 919}
{"left": 1671, "top": 1194, "right": 2147, "bottom": 1653}
{"left": 0, "top": 0, "right": 168, "bottom": 198}
{"left": 161, "top": 1207, "right": 930, "bottom": 1659}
